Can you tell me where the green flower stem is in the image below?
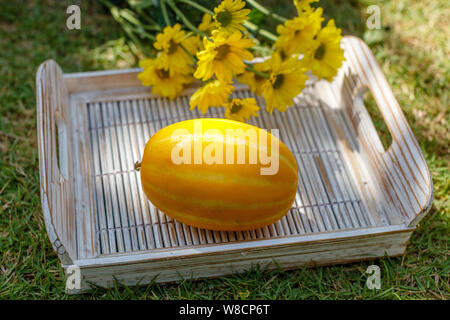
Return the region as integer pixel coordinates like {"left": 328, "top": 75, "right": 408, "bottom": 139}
{"left": 243, "top": 21, "right": 277, "bottom": 42}
{"left": 100, "top": 0, "right": 155, "bottom": 57}
{"left": 160, "top": 0, "right": 171, "bottom": 26}
{"left": 200, "top": 78, "right": 215, "bottom": 86}
{"left": 136, "top": 9, "right": 162, "bottom": 29}
{"left": 179, "top": 43, "right": 198, "bottom": 64}
{"left": 176, "top": 0, "right": 214, "bottom": 15}
{"left": 246, "top": 0, "right": 287, "bottom": 23}
{"left": 166, "top": 0, "right": 208, "bottom": 38}
{"left": 245, "top": 64, "right": 270, "bottom": 79}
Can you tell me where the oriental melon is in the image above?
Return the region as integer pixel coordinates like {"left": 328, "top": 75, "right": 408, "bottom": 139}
{"left": 140, "top": 118, "right": 298, "bottom": 231}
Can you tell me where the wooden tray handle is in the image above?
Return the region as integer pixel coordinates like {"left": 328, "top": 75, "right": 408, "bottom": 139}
{"left": 36, "top": 60, "right": 77, "bottom": 264}
{"left": 342, "top": 36, "right": 433, "bottom": 226}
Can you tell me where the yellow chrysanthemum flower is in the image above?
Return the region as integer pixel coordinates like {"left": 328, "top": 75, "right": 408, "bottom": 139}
{"left": 275, "top": 7, "right": 323, "bottom": 55}
{"left": 138, "top": 58, "right": 192, "bottom": 100}
{"left": 274, "top": 48, "right": 289, "bottom": 61}
{"left": 198, "top": 13, "right": 216, "bottom": 36}
{"left": 194, "top": 30, "right": 254, "bottom": 83}
{"left": 237, "top": 61, "right": 270, "bottom": 95}
{"left": 293, "top": 0, "right": 319, "bottom": 12}
{"left": 153, "top": 24, "right": 196, "bottom": 75}
{"left": 303, "top": 19, "right": 345, "bottom": 81}
{"left": 213, "top": 0, "right": 251, "bottom": 34}
{"left": 224, "top": 98, "right": 259, "bottom": 122}
{"left": 186, "top": 35, "right": 204, "bottom": 55}
{"left": 261, "top": 55, "right": 308, "bottom": 113}
{"left": 189, "top": 80, "right": 234, "bottom": 114}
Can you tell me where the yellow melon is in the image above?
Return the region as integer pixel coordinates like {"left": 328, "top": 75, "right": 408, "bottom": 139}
{"left": 140, "top": 118, "right": 298, "bottom": 231}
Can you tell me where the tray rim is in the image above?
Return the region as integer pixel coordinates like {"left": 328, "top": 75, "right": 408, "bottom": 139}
{"left": 73, "top": 224, "right": 415, "bottom": 267}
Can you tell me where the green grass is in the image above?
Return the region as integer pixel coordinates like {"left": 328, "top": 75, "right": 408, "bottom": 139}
{"left": 0, "top": 0, "right": 448, "bottom": 299}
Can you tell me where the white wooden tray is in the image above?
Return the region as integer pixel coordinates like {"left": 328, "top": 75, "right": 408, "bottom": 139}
{"left": 36, "top": 36, "right": 433, "bottom": 294}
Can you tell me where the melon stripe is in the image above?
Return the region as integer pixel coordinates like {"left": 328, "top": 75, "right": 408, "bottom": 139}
{"left": 141, "top": 162, "right": 296, "bottom": 188}
{"left": 142, "top": 162, "right": 295, "bottom": 204}
{"left": 142, "top": 179, "right": 293, "bottom": 210}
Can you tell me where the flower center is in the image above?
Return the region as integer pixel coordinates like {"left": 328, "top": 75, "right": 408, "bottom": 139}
{"left": 230, "top": 102, "right": 243, "bottom": 114}
{"left": 167, "top": 39, "right": 178, "bottom": 55}
{"left": 314, "top": 43, "right": 326, "bottom": 60}
{"left": 216, "top": 10, "right": 232, "bottom": 27}
{"left": 272, "top": 74, "right": 285, "bottom": 89}
{"left": 216, "top": 44, "right": 231, "bottom": 60}
{"left": 155, "top": 68, "right": 170, "bottom": 79}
